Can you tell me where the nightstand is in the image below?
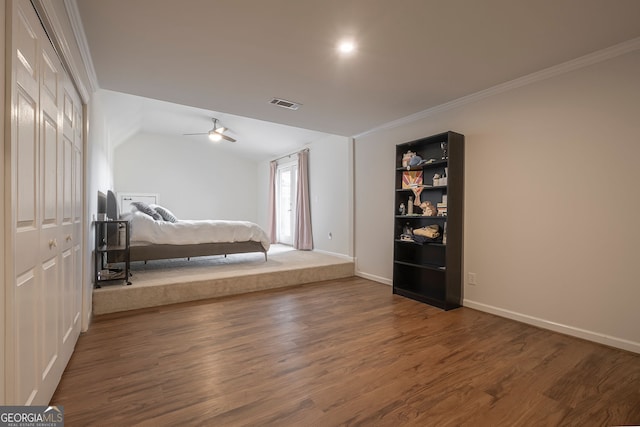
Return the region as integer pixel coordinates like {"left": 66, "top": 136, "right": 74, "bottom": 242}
{"left": 94, "top": 219, "right": 131, "bottom": 287}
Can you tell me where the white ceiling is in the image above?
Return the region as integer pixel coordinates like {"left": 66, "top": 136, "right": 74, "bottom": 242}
{"left": 75, "top": 0, "right": 640, "bottom": 152}
{"left": 98, "top": 89, "right": 331, "bottom": 160}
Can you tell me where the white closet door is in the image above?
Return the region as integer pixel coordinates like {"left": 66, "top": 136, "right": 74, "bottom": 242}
{"left": 6, "top": 0, "right": 83, "bottom": 405}
{"left": 60, "top": 79, "right": 82, "bottom": 353}
{"left": 39, "top": 19, "right": 63, "bottom": 401}
{"left": 72, "top": 95, "right": 84, "bottom": 335}
{"left": 11, "top": 0, "right": 42, "bottom": 405}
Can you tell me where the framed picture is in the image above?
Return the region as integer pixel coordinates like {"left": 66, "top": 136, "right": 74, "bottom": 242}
{"left": 402, "top": 171, "right": 423, "bottom": 189}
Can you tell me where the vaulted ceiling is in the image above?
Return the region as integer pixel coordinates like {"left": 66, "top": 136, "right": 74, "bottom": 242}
{"left": 75, "top": 0, "right": 640, "bottom": 149}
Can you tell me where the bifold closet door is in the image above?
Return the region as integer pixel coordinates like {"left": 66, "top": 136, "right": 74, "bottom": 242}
{"left": 6, "top": 0, "right": 83, "bottom": 405}
{"left": 60, "top": 74, "right": 83, "bottom": 365}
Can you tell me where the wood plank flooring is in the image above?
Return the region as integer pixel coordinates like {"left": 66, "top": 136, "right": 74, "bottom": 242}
{"left": 52, "top": 277, "right": 640, "bottom": 426}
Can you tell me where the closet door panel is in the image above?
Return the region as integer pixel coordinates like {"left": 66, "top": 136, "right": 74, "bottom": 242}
{"left": 59, "top": 136, "right": 74, "bottom": 257}
{"left": 40, "top": 48, "right": 59, "bottom": 229}
{"left": 15, "top": 7, "right": 38, "bottom": 95}
{"left": 61, "top": 248, "right": 74, "bottom": 343}
{"left": 40, "top": 256, "right": 59, "bottom": 386}
{"left": 62, "top": 137, "right": 73, "bottom": 224}
{"left": 15, "top": 90, "right": 37, "bottom": 229}
{"left": 62, "top": 91, "right": 73, "bottom": 224}
{"left": 41, "top": 51, "right": 58, "bottom": 103}
{"left": 73, "top": 245, "right": 82, "bottom": 328}
{"left": 40, "top": 111, "right": 59, "bottom": 257}
{"left": 15, "top": 270, "right": 38, "bottom": 405}
{"left": 58, "top": 79, "right": 73, "bottom": 255}
{"left": 41, "top": 114, "right": 58, "bottom": 223}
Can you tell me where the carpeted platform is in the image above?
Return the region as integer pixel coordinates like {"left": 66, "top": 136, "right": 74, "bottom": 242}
{"left": 92, "top": 245, "right": 355, "bottom": 315}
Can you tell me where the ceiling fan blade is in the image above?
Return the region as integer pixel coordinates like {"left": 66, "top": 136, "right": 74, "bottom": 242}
{"left": 221, "top": 134, "right": 237, "bottom": 143}
{"left": 183, "top": 132, "right": 209, "bottom": 136}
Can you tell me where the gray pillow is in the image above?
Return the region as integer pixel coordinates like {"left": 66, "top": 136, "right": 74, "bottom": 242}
{"left": 131, "top": 201, "right": 162, "bottom": 220}
{"left": 151, "top": 204, "right": 177, "bottom": 223}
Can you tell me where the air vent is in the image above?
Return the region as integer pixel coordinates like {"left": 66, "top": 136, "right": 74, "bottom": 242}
{"left": 269, "top": 98, "right": 301, "bottom": 110}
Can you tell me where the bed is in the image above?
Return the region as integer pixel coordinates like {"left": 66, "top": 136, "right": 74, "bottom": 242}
{"left": 104, "top": 191, "right": 270, "bottom": 263}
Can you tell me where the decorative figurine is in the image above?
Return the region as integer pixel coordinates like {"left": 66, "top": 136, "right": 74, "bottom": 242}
{"left": 402, "top": 151, "right": 415, "bottom": 168}
{"left": 408, "top": 197, "right": 414, "bottom": 215}
{"left": 401, "top": 223, "right": 414, "bottom": 241}
{"left": 420, "top": 201, "right": 437, "bottom": 216}
{"left": 408, "top": 154, "right": 423, "bottom": 167}
{"left": 399, "top": 202, "right": 406, "bottom": 215}
{"left": 441, "top": 141, "right": 448, "bottom": 160}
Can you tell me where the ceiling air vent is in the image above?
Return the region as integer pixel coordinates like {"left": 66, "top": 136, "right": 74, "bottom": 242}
{"left": 269, "top": 98, "right": 301, "bottom": 110}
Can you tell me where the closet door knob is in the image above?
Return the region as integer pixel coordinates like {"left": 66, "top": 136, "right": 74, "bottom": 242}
{"left": 49, "top": 239, "right": 58, "bottom": 249}
{"left": 66, "top": 235, "right": 72, "bottom": 242}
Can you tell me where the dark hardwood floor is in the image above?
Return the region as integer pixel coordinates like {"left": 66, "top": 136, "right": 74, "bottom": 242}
{"left": 52, "top": 277, "right": 640, "bottom": 426}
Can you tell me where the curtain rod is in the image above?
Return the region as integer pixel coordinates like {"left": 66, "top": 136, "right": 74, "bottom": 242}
{"left": 272, "top": 147, "right": 309, "bottom": 162}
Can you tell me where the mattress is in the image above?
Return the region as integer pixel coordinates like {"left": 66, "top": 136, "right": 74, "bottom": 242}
{"left": 126, "top": 211, "right": 271, "bottom": 251}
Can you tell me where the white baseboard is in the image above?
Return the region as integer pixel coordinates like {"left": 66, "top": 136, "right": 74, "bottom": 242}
{"left": 312, "top": 249, "right": 354, "bottom": 261}
{"left": 464, "top": 299, "right": 640, "bottom": 354}
{"left": 355, "top": 270, "right": 392, "bottom": 286}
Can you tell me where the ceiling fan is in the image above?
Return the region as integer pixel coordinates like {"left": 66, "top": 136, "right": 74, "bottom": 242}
{"left": 183, "top": 118, "right": 237, "bottom": 143}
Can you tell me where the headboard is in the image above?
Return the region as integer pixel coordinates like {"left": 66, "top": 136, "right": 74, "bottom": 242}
{"left": 107, "top": 190, "right": 119, "bottom": 221}
{"left": 106, "top": 191, "right": 119, "bottom": 253}
{"left": 118, "top": 192, "right": 158, "bottom": 215}
{"left": 97, "top": 191, "right": 107, "bottom": 217}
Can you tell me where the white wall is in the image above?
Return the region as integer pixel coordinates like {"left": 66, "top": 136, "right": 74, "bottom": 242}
{"left": 256, "top": 135, "right": 353, "bottom": 258}
{"left": 256, "top": 160, "right": 271, "bottom": 231}
{"left": 354, "top": 49, "right": 640, "bottom": 352}
{"left": 308, "top": 135, "right": 353, "bottom": 257}
{"left": 113, "top": 133, "right": 259, "bottom": 222}
{"left": 85, "top": 90, "right": 114, "bottom": 327}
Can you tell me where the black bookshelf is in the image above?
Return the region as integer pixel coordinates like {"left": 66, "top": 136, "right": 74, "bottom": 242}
{"left": 393, "top": 131, "right": 464, "bottom": 310}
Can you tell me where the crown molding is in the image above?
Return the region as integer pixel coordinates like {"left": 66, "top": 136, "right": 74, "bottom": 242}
{"left": 353, "top": 36, "right": 640, "bottom": 139}
{"left": 63, "top": 0, "right": 99, "bottom": 96}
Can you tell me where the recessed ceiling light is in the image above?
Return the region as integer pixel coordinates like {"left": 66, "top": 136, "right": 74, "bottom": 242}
{"left": 337, "top": 39, "right": 356, "bottom": 55}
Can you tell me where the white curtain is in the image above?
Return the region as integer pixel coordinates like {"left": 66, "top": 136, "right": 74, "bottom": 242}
{"left": 294, "top": 150, "right": 313, "bottom": 250}
{"left": 267, "top": 160, "right": 277, "bottom": 244}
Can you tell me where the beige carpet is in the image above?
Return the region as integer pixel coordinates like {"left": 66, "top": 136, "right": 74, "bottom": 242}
{"left": 92, "top": 245, "right": 354, "bottom": 315}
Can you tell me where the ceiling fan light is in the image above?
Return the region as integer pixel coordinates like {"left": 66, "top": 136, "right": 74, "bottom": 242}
{"left": 214, "top": 126, "right": 225, "bottom": 134}
{"left": 208, "top": 131, "right": 223, "bottom": 142}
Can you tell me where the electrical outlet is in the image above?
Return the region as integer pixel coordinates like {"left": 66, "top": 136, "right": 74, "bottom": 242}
{"left": 468, "top": 272, "right": 477, "bottom": 286}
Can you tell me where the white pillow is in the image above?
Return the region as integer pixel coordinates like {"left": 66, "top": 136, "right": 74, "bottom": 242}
{"left": 150, "top": 204, "right": 178, "bottom": 222}
{"left": 130, "top": 201, "right": 162, "bottom": 220}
